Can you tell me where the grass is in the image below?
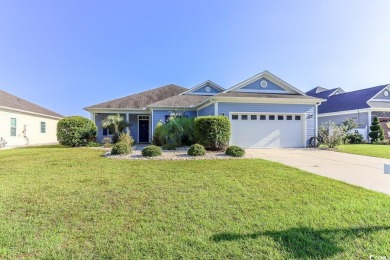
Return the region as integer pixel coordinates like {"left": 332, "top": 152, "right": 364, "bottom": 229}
{"left": 337, "top": 144, "right": 390, "bottom": 159}
{"left": 1, "top": 147, "right": 390, "bottom": 259}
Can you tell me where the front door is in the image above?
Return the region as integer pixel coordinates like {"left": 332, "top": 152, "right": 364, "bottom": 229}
{"left": 138, "top": 116, "right": 150, "bottom": 143}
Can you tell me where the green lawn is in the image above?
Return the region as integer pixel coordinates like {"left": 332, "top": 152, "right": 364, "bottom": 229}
{"left": 1, "top": 147, "right": 390, "bottom": 259}
{"left": 337, "top": 144, "right": 390, "bottom": 159}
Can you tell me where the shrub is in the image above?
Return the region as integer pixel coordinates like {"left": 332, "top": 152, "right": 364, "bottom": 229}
{"left": 87, "top": 141, "right": 101, "bottom": 147}
{"left": 155, "top": 116, "right": 195, "bottom": 147}
{"left": 345, "top": 133, "right": 364, "bottom": 144}
{"left": 101, "top": 114, "right": 130, "bottom": 144}
{"left": 118, "top": 132, "right": 134, "bottom": 146}
{"left": 318, "top": 121, "right": 346, "bottom": 148}
{"left": 57, "top": 116, "right": 97, "bottom": 147}
{"left": 153, "top": 122, "right": 164, "bottom": 146}
{"left": 111, "top": 141, "right": 131, "bottom": 155}
{"left": 142, "top": 145, "right": 162, "bottom": 157}
{"left": 194, "top": 116, "right": 230, "bottom": 151}
{"left": 162, "top": 143, "right": 177, "bottom": 150}
{"left": 369, "top": 116, "right": 384, "bottom": 143}
{"left": 225, "top": 146, "right": 245, "bottom": 157}
{"left": 187, "top": 144, "right": 206, "bottom": 156}
{"left": 102, "top": 137, "right": 112, "bottom": 148}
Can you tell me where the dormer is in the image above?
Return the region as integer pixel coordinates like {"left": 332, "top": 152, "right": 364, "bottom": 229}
{"left": 224, "top": 70, "right": 305, "bottom": 95}
{"left": 180, "top": 80, "right": 224, "bottom": 96}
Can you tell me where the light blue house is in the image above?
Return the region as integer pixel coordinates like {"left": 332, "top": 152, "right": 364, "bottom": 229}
{"left": 85, "top": 71, "right": 323, "bottom": 148}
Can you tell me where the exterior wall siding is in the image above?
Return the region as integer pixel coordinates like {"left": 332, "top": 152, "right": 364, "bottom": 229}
{"left": 0, "top": 109, "right": 60, "bottom": 147}
{"left": 238, "top": 77, "right": 287, "bottom": 93}
{"left": 318, "top": 112, "right": 369, "bottom": 128}
{"left": 192, "top": 85, "right": 221, "bottom": 94}
{"left": 373, "top": 89, "right": 390, "bottom": 100}
{"left": 197, "top": 104, "right": 215, "bottom": 116}
{"left": 218, "top": 102, "right": 316, "bottom": 146}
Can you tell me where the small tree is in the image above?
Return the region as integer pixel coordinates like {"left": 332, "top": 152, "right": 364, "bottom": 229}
{"left": 318, "top": 121, "right": 347, "bottom": 148}
{"left": 101, "top": 114, "right": 130, "bottom": 143}
{"left": 369, "top": 116, "right": 384, "bottom": 143}
{"left": 341, "top": 118, "right": 358, "bottom": 144}
{"left": 57, "top": 116, "right": 97, "bottom": 147}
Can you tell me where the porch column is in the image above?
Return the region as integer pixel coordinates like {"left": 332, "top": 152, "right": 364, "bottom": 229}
{"left": 126, "top": 113, "right": 130, "bottom": 133}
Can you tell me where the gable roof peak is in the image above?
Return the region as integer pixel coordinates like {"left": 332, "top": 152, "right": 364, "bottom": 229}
{"left": 180, "top": 80, "right": 224, "bottom": 95}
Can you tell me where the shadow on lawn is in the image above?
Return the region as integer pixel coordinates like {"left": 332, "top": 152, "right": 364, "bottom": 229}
{"left": 211, "top": 226, "right": 390, "bottom": 259}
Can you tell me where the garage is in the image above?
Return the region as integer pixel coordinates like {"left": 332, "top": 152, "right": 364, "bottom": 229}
{"left": 230, "top": 113, "right": 305, "bottom": 148}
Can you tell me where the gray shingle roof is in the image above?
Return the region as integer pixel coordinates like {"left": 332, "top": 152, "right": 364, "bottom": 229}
{"left": 0, "top": 90, "right": 63, "bottom": 118}
{"left": 147, "top": 94, "right": 210, "bottom": 108}
{"left": 85, "top": 84, "right": 187, "bottom": 110}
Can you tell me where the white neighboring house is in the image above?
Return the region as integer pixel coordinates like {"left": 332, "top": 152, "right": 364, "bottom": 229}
{"left": 0, "top": 90, "right": 63, "bottom": 147}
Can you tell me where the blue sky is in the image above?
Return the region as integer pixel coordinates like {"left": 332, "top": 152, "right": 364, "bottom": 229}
{"left": 1, "top": 0, "right": 390, "bottom": 117}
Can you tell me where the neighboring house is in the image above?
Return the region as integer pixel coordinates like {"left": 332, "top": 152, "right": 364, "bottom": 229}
{"left": 85, "top": 71, "right": 323, "bottom": 148}
{"left": 306, "top": 84, "right": 390, "bottom": 139}
{"left": 0, "top": 90, "right": 63, "bottom": 147}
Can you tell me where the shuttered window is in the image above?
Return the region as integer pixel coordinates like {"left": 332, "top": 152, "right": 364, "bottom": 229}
{"left": 10, "top": 118, "right": 16, "bottom": 136}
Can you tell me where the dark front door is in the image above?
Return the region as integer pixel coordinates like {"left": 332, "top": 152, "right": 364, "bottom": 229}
{"left": 139, "top": 119, "right": 149, "bottom": 143}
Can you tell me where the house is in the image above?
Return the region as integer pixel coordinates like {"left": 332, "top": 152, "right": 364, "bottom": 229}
{"left": 0, "top": 90, "right": 63, "bottom": 147}
{"left": 85, "top": 71, "right": 323, "bottom": 148}
{"left": 306, "top": 84, "right": 390, "bottom": 139}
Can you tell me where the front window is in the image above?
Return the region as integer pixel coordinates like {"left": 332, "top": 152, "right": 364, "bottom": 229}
{"left": 10, "top": 118, "right": 16, "bottom": 136}
{"left": 40, "top": 122, "right": 46, "bottom": 133}
{"left": 102, "top": 128, "right": 112, "bottom": 136}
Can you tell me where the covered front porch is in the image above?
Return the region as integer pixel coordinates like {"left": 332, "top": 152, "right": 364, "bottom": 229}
{"left": 92, "top": 112, "right": 152, "bottom": 144}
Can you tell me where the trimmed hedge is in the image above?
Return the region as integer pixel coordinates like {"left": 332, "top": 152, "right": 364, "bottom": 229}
{"left": 142, "top": 145, "right": 162, "bottom": 157}
{"left": 187, "top": 144, "right": 206, "bottom": 156}
{"left": 194, "top": 116, "right": 231, "bottom": 151}
{"left": 225, "top": 146, "right": 245, "bottom": 157}
{"left": 57, "top": 116, "right": 97, "bottom": 147}
{"left": 111, "top": 141, "right": 132, "bottom": 155}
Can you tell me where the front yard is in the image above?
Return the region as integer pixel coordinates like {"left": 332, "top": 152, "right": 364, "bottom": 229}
{"left": 1, "top": 147, "right": 390, "bottom": 258}
{"left": 337, "top": 144, "right": 390, "bottom": 159}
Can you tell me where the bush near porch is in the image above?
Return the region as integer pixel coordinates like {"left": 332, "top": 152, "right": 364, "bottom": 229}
{"left": 194, "top": 116, "right": 231, "bottom": 151}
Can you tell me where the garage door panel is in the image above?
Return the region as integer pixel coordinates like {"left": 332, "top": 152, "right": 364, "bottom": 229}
{"left": 230, "top": 113, "right": 304, "bottom": 148}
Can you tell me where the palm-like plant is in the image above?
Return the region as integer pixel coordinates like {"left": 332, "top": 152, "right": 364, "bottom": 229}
{"left": 101, "top": 114, "right": 130, "bottom": 143}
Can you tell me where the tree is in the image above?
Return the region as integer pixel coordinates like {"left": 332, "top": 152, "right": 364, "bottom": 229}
{"left": 101, "top": 114, "right": 130, "bottom": 143}
{"left": 57, "top": 116, "right": 97, "bottom": 147}
{"left": 318, "top": 121, "right": 347, "bottom": 148}
{"left": 369, "top": 116, "right": 384, "bottom": 143}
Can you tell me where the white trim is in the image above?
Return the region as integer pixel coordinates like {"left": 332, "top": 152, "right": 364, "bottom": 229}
{"left": 318, "top": 109, "right": 370, "bottom": 117}
{"left": 150, "top": 108, "right": 154, "bottom": 137}
{"left": 223, "top": 70, "right": 306, "bottom": 96}
{"left": 85, "top": 108, "right": 151, "bottom": 114}
{"left": 366, "top": 84, "right": 390, "bottom": 103}
{"left": 180, "top": 80, "right": 224, "bottom": 95}
{"left": 183, "top": 92, "right": 218, "bottom": 96}
{"left": 196, "top": 100, "right": 214, "bottom": 111}
{"left": 214, "top": 101, "right": 218, "bottom": 115}
{"left": 233, "top": 89, "right": 290, "bottom": 94}
{"left": 315, "top": 104, "right": 318, "bottom": 137}
{"left": 0, "top": 106, "right": 63, "bottom": 120}
{"left": 368, "top": 110, "right": 372, "bottom": 126}
{"left": 137, "top": 115, "right": 150, "bottom": 143}
{"left": 368, "top": 99, "right": 390, "bottom": 102}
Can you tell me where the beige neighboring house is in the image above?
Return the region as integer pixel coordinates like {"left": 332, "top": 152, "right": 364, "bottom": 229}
{"left": 0, "top": 90, "right": 63, "bottom": 147}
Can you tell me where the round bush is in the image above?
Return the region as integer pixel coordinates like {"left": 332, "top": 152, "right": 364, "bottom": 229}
{"left": 187, "top": 144, "right": 206, "bottom": 156}
{"left": 57, "top": 116, "right": 97, "bottom": 147}
{"left": 194, "top": 116, "right": 230, "bottom": 151}
{"left": 111, "top": 141, "right": 131, "bottom": 155}
{"left": 225, "top": 146, "right": 245, "bottom": 157}
{"left": 142, "top": 145, "right": 162, "bottom": 157}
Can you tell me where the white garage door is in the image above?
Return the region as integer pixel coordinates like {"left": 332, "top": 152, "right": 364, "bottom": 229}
{"left": 230, "top": 113, "right": 305, "bottom": 148}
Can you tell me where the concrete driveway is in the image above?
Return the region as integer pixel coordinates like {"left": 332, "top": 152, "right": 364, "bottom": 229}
{"left": 246, "top": 148, "right": 390, "bottom": 195}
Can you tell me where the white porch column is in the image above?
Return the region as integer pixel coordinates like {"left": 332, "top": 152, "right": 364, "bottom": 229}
{"left": 126, "top": 113, "right": 130, "bottom": 133}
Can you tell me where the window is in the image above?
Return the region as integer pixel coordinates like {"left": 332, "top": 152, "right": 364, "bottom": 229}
{"left": 286, "top": 115, "right": 293, "bottom": 120}
{"left": 295, "top": 115, "right": 301, "bottom": 120}
{"left": 241, "top": 115, "right": 248, "bottom": 120}
{"left": 259, "top": 115, "right": 266, "bottom": 120}
{"left": 278, "top": 115, "right": 284, "bottom": 120}
{"left": 269, "top": 115, "right": 275, "bottom": 120}
{"left": 251, "top": 115, "right": 257, "bottom": 120}
{"left": 102, "top": 128, "right": 112, "bottom": 136}
{"left": 232, "top": 115, "right": 238, "bottom": 120}
{"left": 40, "top": 122, "right": 46, "bottom": 133}
{"left": 10, "top": 118, "right": 16, "bottom": 136}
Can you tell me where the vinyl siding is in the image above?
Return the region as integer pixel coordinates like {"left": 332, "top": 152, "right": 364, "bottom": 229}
{"left": 192, "top": 84, "right": 221, "bottom": 94}
{"left": 197, "top": 104, "right": 215, "bottom": 116}
{"left": 218, "top": 102, "right": 316, "bottom": 146}
{"left": 238, "top": 77, "right": 288, "bottom": 93}
{"left": 373, "top": 89, "right": 390, "bottom": 100}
